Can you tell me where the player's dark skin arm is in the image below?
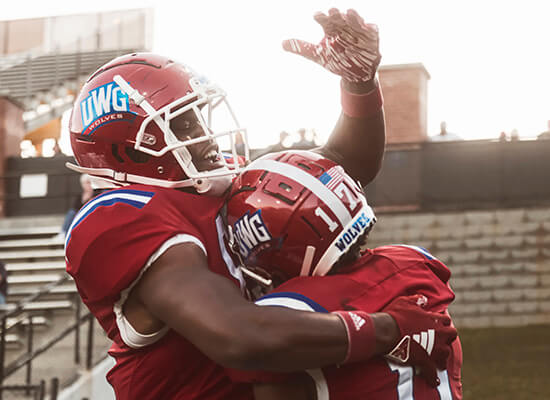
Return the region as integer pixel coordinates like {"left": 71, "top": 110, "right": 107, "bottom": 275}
{"left": 123, "top": 242, "right": 398, "bottom": 371}
{"left": 316, "top": 79, "right": 386, "bottom": 186}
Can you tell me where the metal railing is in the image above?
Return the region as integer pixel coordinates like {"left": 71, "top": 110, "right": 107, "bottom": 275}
{"left": 0, "top": 277, "right": 95, "bottom": 400}
{"left": 0, "top": 381, "right": 46, "bottom": 400}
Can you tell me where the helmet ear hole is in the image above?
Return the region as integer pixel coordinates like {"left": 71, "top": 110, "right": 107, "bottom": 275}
{"left": 125, "top": 146, "right": 151, "bottom": 164}
{"left": 111, "top": 144, "right": 125, "bottom": 163}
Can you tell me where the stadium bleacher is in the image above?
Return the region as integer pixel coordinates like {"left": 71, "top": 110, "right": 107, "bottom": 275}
{"left": 1, "top": 204, "right": 546, "bottom": 394}
{"left": 0, "top": 215, "right": 110, "bottom": 395}
{"left": 368, "top": 206, "right": 550, "bottom": 328}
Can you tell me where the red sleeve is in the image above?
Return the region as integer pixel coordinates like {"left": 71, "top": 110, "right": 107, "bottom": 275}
{"left": 66, "top": 188, "right": 205, "bottom": 303}
{"left": 346, "top": 246, "right": 456, "bottom": 313}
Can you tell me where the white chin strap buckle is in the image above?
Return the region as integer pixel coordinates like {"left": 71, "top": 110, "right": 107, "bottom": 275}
{"left": 193, "top": 173, "right": 234, "bottom": 196}
{"left": 193, "top": 178, "right": 212, "bottom": 194}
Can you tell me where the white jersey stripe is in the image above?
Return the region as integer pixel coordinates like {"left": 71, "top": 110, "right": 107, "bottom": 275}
{"left": 114, "top": 233, "right": 205, "bottom": 349}
{"left": 437, "top": 369, "right": 453, "bottom": 400}
{"left": 426, "top": 329, "right": 435, "bottom": 355}
{"left": 420, "top": 331, "right": 428, "bottom": 350}
{"left": 255, "top": 296, "right": 317, "bottom": 312}
{"left": 394, "top": 244, "right": 437, "bottom": 260}
{"left": 306, "top": 369, "right": 329, "bottom": 400}
{"left": 215, "top": 215, "right": 246, "bottom": 290}
{"left": 65, "top": 191, "right": 153, "bottom": 248}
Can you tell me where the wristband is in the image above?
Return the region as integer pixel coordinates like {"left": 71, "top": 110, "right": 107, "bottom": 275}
{"left": 334, "top": 310, "right": 376, "bottom": 364}
{"left": 341, "top": 81, "right": 383, "bottom": 118}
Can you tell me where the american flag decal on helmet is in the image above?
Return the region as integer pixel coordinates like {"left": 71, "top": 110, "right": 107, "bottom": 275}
{"left": 318, "top": 166, "right": 345, "bottom": 190}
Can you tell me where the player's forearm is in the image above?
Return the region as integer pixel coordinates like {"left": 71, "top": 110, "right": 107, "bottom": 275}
{"left": 163, "top": 278, "right": 400, "bottom": 371}
{"left": 285, "top": 8, "right": 384, "bottom": 185}
{"left": 139, "top": 245, "right": 399, "bottom": 371}
{"left": 229, "top": 307, "right": 348, "bottom": 371}
{"left": 318, "top": 78, "right": 386, "bottom": 186}
{"left": 222, "top": 306, "right": 400, "bottom": 372}
{"left": 141, "top": 259, "right": 346, "bottom": 370}
{"left": 174, "top": 276, "right": 401, "bottom": 371}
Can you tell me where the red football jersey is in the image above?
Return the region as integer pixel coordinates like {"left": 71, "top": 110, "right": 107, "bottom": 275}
{"left": 252, "top": 245, "right": 463, "bottom": 400}
{"left": 65, "top": 185, "right": 252, "bottom": 400}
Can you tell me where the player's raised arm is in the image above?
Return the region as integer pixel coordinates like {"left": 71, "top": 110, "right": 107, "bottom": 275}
{"left": 282, "top": 8, "right": 385, "bottom": 185}
{"left": 128, "top": 242, "right": 455, "bottom": 373}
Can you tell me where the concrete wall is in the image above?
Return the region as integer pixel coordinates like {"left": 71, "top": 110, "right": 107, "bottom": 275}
{"left": 0, "top": 8, "right": 153, "bottom": 56}
{"left": 58, "top": 357, "right": 116, "bottom": 400}
{"left": 2, "top": 18, "right": 44, "bottom": 54}
{"left": 368, "top": 207, "right": 550, "bottom": 328}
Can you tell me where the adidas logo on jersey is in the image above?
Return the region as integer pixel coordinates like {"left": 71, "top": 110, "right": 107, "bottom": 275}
{"left": 349, "top": 312, "right": 366, "bottom": 331}
{"left": 412, "top": 328, "right": 435, "bottom": 355}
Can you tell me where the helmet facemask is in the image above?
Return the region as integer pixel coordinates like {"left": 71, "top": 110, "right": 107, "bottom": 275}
{"left": 118, "top": 74, "right": 249, "bottom": 195}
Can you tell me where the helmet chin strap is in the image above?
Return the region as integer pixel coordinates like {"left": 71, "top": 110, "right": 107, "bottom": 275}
{"left": 65, "top": 162, "right": 196, "bottom": 189}
{"left": 67, "top": 161, "right": 234, "bottom": 195}
{"left": 299, "top": 246, "right": 316, "bottom": 276}
{"left": 194, "top": 173, "right": 234, "bottom": 196}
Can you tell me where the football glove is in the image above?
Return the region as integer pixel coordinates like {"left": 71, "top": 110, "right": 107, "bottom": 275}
{"left": 283, "top": 8, "right": 381, "bottom": 83}
{"left": 383, "top": 294, "right": 458, "bottom": 388}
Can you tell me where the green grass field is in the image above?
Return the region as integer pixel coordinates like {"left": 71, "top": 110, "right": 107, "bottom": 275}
{"left": 460, "top": 324, "right": 550, "bottom": 399}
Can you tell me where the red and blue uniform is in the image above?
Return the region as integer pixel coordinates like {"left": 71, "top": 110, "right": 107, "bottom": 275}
{"left": 251, "top": 245, "right": 463, "bottom": 400}
{"left": 65, "top": 185, "right": 253, "bottom": 400}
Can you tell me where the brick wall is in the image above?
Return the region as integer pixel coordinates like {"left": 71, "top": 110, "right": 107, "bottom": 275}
{"left": 368, "top": 207, "right": 550, "bottom": 328}
{"left": 0, "top": 98, "right": 25, "bottom": 217}
{"left": 379, "top": 63, "right": 430, "bottom": 144}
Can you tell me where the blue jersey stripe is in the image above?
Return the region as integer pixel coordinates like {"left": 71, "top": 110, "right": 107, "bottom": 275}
{"left": 394, "top": 244, "right": 436, "bottom": 260}
{"left": 90, "top": 188, "right": 155, "bottom": 202}
{"left": 256, "top": 291, "right": 328, "bottom": 313}
{"left": 65, "top": 189, "right": 154, "bottom": 247}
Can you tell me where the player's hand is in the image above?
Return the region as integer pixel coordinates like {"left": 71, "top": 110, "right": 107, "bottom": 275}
{"left": 283, "top": 8, "right": 381, "bottom": 83}
{"left": 382, "top": 294, "right": 458, "bottom": 388}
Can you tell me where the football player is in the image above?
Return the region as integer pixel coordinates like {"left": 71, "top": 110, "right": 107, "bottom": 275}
{"left": 225, "top": 150, "right": 462, "bottom": 399}
{"left": 64, "top": 8, "right": 456, "bottom": 399}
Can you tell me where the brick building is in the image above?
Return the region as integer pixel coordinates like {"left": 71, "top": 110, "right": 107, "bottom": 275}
{"left": 379, "top": 63, "right": 430, "bottom": 144}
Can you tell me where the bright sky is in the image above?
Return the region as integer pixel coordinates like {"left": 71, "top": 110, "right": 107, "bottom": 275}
{"left": 6, "top": 1, "right": 550, "bottom": 148}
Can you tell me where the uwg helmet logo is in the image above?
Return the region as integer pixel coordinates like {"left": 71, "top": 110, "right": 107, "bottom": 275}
{"left": 233, "top": 210, "right": 272, "bottom": 258}
{"left": 80, "top": 81, "right": 136, "bottom": 135}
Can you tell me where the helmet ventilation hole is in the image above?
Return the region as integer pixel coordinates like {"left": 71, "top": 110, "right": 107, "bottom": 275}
{"left": 279, "top": 182, "right": 292, "bottom": 192}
